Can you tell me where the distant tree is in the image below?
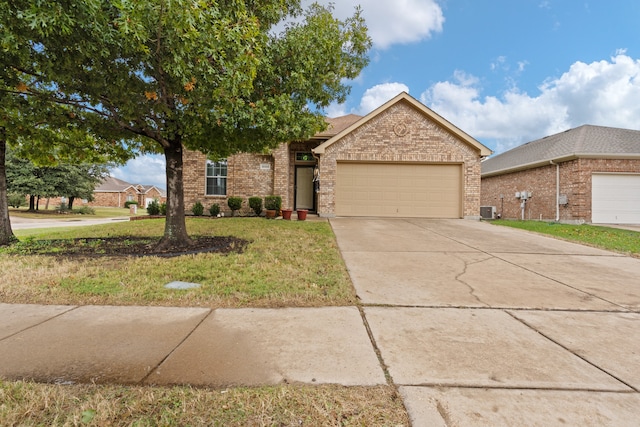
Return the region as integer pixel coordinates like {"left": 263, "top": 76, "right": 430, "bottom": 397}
{"left": 2, "top": 0, "right": 371, "bottom": 250}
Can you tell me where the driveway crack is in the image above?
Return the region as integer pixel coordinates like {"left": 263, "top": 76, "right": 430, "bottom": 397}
{"left": 452, "top": 254, "right": 488, "bottom": 307}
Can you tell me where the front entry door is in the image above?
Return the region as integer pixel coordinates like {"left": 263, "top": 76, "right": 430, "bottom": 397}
{"left": 295, "top": 166, "right": 315, "bottom": 211}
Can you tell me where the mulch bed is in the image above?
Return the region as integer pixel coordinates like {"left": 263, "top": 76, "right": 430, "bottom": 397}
{"left": 17, "top": 236, "right": 249, "bottom": 258}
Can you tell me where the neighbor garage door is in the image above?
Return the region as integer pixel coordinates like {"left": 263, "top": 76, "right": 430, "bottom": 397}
{"left": 336, "top": 163, "right": 462, "bottom": 217}
{"left": 592, "top": 173, "right": 640, "bottom": 224}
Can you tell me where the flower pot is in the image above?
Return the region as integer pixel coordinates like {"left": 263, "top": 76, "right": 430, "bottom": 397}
{"left": 296, "top": 209, "right": 308, "bottom": 221}
{"left": 282, "top": 209, "right": 293, "bottom": 220}
{"left": 265, "top": 209, "right": 277, "bottom": 219}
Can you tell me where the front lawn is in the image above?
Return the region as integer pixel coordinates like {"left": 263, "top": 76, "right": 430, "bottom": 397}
{"left": 0, "top": 218, "right": 355, "bottom": 307}
{"left": 491, "top": 220, "right": 640, "bottom": 256}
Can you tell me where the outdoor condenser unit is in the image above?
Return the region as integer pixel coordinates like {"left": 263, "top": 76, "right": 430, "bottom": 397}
{"left": 480, "top": 206, "right": 496, "bottom": 220}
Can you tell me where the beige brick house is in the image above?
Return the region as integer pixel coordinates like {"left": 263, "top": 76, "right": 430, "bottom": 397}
{"left": 184, "top": 92, "right": 491, "bottom": 218}
{"left": 481, "top": 125, "right": 640, "bottom": 224}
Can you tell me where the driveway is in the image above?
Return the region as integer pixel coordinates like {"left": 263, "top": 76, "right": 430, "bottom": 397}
{"left": 331, "top": 218, "right": 640, "bottom": 426}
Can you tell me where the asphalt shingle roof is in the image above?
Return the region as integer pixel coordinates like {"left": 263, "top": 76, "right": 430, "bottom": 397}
{"left": 482, "top": 125, "right": 640, "bottom": 176}
{"left": 314, "top": 114, "right": 363, "bottom": 138}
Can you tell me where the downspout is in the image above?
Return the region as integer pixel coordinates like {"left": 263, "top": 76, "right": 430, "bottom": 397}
{"left": 550, "top": 160, "right": 559, "bottom": 222}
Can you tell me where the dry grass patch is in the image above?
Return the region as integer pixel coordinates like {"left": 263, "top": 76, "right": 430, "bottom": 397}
{"left": 0, "top": 381, "right": 408, "bottom": 426}
{"left": 0, "top": 218, "right": 355, "bottom": 307}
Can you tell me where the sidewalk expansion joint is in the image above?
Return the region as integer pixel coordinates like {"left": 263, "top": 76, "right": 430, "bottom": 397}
{"left": 356, "top": 305, "right": 394, "bottom": 387}
{"left": 506, "top": 310, "right": 638, "bottom": 393}
{"left": 140, "top": 308, "right": 213, "bottom": 384}
{"left": 0, "top": 305, "right": 78, "bottom": 343}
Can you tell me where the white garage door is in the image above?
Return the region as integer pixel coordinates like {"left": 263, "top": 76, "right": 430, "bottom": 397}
{"left": 592, "top": 173, "right": 640, "bottom": 224}
{"left": 336, "top": 163, "right": 462, "bottom": 218}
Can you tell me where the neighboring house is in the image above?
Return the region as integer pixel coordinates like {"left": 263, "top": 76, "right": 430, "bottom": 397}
{"left": 91, "top": 176, "right": 167, "bottom": 208}
{"left": 184, "top": 92, "right": 491, "bottom": 218}
{"left": 481, "top": 125, "right": 640, "bottom": 224}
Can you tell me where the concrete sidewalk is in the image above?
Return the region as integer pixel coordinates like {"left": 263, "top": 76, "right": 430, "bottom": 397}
{"left": 1, "top": 218, "right": 640, "bottom": 425}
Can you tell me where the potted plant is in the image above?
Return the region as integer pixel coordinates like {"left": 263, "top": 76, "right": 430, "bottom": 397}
{"left": 264, "top": 195, "right": 282, "bottom": 219}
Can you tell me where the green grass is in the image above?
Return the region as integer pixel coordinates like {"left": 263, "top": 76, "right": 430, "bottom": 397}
{"left": 491, "top": 220, "right": 640, "bottom": 256}
{"left": 0, "top": 218, "right": 355, "bottom": 307}
{"left": 10, "top": 207, "right": 131, "bottom": 219}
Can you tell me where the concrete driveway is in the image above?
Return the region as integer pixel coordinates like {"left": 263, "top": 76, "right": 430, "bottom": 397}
{"left": 331, "top": 218, "right": 640, "bottom": 426}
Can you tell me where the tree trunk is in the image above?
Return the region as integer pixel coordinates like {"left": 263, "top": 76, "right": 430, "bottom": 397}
{"left": 68, "top": 196, "right": 75, "bottom": 210}
{"left": 36, "top": 195, "right": 40, "bottom": 210}
{"left": 155, "top": 140, "right": 193, "bottom": 251}
{"left": 0, "top": 137, "right": 17, "bottom": 246}
{"left": 28, "top": 195, "right": 35, "bottom": 211}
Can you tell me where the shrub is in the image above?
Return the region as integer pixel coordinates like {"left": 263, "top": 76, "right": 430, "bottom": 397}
{"left": 74, "top": 206, "right": 95, "bottom": 215}
{"left": 209, "top": 203, "right": 220, "bottom": 216}
{"left": 192, "top": 201, "right": 204, "bottom": 216}
{"left": 147, "top": 199, "right": 160, "bottom": 215}
{"left": 7, "top": 193, "right": 24, "bottom": 208}
{"left": 124, "top": 201, "right": 138, "bottom": 208}
{"left": 160, "top": 202, "right": 167, "bottom": 215}
{"left": 227, "top": 197, "right": 243, "bottom": 216}
{"left": 248, "top": 197, "right": 263, "bottom": 216}
{"left": 264, "top": 195, "right": 282, "bottom": 211}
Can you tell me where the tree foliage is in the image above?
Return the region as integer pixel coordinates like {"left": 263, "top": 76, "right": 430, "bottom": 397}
{"left": 1, "top": 0, "right": 371, "bottom": 249}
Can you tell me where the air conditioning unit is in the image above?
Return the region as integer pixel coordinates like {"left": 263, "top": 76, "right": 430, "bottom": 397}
{"left": 480, "top": 206, "right": 496, "bottom": 220}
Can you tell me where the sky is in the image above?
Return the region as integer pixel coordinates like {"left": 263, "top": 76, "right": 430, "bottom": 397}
{"left": 112, "top": 0, "right": 640, "bottom": 188}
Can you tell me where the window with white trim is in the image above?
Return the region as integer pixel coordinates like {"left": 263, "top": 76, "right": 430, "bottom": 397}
{"left": 205, "top": 159, "right": 227, "bottom": 196}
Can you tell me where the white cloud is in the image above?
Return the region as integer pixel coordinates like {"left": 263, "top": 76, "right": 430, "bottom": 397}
{"left": 357, "top": 82, "right": 410, "bottom": 114}
{"left": 111, "top": 154, "right": 166, "bottom": 189}
{"left": 420, "top": 53, "right": 640, "bottom": 153}
{"left": 303, "top": 0, "right": 444, "bottom": 49}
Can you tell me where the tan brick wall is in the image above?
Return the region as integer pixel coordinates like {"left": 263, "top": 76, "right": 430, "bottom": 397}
{"left": 481, "top": 158, "right": 640, "bottom": 222}
{"left": 317, "top": 101, "right": 483, "bottom": 218}
{"left": 183, "top": 149, "right": 274, "bottom": 215}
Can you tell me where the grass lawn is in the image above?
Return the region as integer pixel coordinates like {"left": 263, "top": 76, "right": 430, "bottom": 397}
{"left": 490, "top": 220, "right": 640, "bottom": 257}
{"left": 0, "top": 217, "right": 413, "bottom": 424}
{"left": 10, "top": 207, "right": 132, "bottom": 219}
{"left": 1, "top": 217, "right": 355, "bottom": 307}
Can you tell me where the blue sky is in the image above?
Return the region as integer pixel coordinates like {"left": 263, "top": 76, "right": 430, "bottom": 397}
{"left": 113, "top": 0, "right": 640, "bottom": 188}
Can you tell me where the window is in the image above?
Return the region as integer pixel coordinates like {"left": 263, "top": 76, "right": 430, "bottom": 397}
{"left": 127, "top": 194, "right": 134, "bottom": 202}
{"left": 206, "top": 159, "right": 227, "bottom": 196}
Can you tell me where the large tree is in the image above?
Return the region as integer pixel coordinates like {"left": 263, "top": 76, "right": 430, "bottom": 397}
{"left": 2, "top": 0, "right": 371, "bottom": 250}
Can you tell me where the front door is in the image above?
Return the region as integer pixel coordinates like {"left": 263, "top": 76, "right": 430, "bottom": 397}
{"left": 295, "top": 166, "right": 315, "bottom": 211}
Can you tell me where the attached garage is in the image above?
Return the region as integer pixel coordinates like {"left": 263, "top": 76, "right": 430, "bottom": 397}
{"left": 336, "top": 163, "right": 462, "bottom": 217}
{"left": 592, "top": 173, "right": 640, "bottom": 224}
{"left": 313, "top": 93, "right": 491, "bottom": 219}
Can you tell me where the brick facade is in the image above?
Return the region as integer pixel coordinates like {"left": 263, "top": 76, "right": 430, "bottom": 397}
{"left": 481, "top": 158, "right": 640, "bottom": 222}
{"left": 183, "top": 94, "right": 487, "bottom": 218}
{"left": 317, "top": 102, "right": 483, "bottom": 218}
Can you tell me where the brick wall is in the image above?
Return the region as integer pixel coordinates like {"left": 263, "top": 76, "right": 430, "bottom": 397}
{"left": 317, "top": 101, "right": 483, "bottom": 218}
{"left": 183, "top": 149, "right": 274, "bottom": 215}
{"left": 481, "top": 158, "right": 640, "bottom": 222}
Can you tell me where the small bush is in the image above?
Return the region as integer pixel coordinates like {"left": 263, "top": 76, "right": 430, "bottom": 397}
{"left": 57, "top": 203, "right": 69, "bottom": 212}
{"left": 192, "top": 201, "right": 204, "bottom": 216}
{"left": 160, "top": 202, "right": 167, "bottom": 215}
{"left": 264, "top": 195, "right": 282, "bottom": 211}
{"left": 209, "top": 203, "right": 220, "bottom": 216}
{"left": 147, "top": 199, "right": 160, "bottom": 215}
{"left": 74, "top": 206, "right": 95, "bottom": 215}
{"left": 7, "top": 193, "right": 24, "bottom": 208}
{"left": 124, "top": 201, "right": 138, "bottom": 208}
{"left": 248, "top": 197, "right": 263, "bottom": 216}
{"left": 227, "top": 197, "right": 243, "bottom": 216}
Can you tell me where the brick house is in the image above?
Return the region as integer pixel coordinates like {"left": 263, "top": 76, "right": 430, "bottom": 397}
{"left": 184, "top": 92, "right": 491, "bottom": 218}
{"left": 481, "top": 125, "right": 640, "bottom": 224}
{"left": 91, "top": 176, "right": 167, "bottom": 208}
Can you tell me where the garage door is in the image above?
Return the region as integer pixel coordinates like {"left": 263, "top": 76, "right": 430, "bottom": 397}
{"left": 592, "top": 173, "right": 640, "bottom": 224}
{"left": 336, "top": 163, "right": 462, "bottom": 217}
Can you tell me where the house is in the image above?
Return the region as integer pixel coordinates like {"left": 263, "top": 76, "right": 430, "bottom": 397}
{"left": 481, "top": 125, "right": 640, "bottom": 224}
{"left": 183, "top": 92, "right": 492, "bottom": 218}
{"left": 91, "top": 176, "right": 167, "bottom": 208}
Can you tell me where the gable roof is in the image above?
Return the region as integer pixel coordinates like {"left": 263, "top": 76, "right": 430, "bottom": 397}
{"left": 95, "top": 176, "right": 166, "bottom": 195}
{"left": 313, "top": 92, "right": 492, "bottom": 156}
{"left": 313, "top": 114, "right": 363, "bottom": 139}
{"left": 482, "top": 125, "right": 640, "bottom": 177}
